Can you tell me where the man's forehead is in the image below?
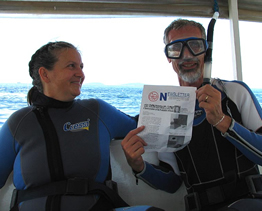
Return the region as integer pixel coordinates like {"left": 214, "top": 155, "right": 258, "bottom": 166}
{"left": 168, "top": 26, "right": 202, "bottom": 42}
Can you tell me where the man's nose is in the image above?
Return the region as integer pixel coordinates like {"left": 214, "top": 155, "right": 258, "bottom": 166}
{"left": 182, "top": 46, "right": 194, "bottom": 58}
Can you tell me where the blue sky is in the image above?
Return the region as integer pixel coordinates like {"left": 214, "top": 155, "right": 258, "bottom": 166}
{"left": 0, "top": 16, "right": 261, "bottom": 88}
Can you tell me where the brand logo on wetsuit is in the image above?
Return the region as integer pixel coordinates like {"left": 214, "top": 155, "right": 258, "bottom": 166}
{"left": 194, "top": 110, "right": 203, "bottom": 118}
{"left": 63, "top": 119, "right": 90, "bottom": 132}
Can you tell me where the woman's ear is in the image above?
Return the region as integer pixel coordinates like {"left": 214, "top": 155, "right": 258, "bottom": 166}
{"left": 39, "top": 67, "right": 50, "bottom": 83}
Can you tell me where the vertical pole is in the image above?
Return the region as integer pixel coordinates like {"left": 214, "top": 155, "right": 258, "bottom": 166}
{"left": 228, "top": 0, "right": 243, "bottom": 81}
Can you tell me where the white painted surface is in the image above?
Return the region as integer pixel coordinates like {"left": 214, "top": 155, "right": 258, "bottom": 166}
{"left": 0, "top": 172, "right": 14, "bottom": 211}
{"left": 110, "top": 139, "right": 186, "bottom": 211}
{"left": 228, "top": 0, "right": 243, "bottom": 81}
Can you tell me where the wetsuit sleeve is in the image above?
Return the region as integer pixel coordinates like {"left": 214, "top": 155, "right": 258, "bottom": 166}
{"left": 222, "top": 81, "right": 262, "bottom": 165}
{"left": 223, "top": 119, "right": 262, "bottom": 165}
{"left": 0, "top": 121, "right": 17, "bottom": 188}
{"left": 135, "top": 153, "right": 182, "bottom": 193}
{"left": 96, "top": 99, "right": 137, "bottom": 139}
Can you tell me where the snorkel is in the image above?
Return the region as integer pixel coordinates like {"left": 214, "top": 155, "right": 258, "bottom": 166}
{"left": 203, "top": 1, "right": 219, "bottom": 85}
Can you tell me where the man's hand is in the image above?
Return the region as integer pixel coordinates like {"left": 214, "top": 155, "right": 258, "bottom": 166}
{"left": 121, "top": 126, "right": 147, "bottom": 172}
{"left": 196, "top": 84, "right": 231, "bottom": 133}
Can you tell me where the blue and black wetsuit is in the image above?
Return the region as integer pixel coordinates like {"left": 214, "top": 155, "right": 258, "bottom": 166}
{"left": 0, "top": 90, "right": 162, "bottom": 211}
{"left": 135, "top": 79, "right": 262, "bottom": 210}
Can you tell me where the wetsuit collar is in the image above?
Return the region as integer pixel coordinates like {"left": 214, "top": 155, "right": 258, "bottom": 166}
{"left": 32, "top": 89, "right": 74, "bottom": 108}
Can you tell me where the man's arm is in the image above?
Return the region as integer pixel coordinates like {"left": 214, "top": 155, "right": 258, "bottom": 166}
{"left": 197, "top": 80, "right": 262, "bottom": 165}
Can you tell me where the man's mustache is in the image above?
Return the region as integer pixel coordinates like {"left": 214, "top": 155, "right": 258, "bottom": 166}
{"left": 178, "top": 58, "right": 199, "bottom": 66}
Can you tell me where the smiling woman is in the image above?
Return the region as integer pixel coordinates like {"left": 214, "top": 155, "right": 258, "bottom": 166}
{"left": 0, "top": 41, "right": 166, "bottom": 211}
{"left": 28, "top": 41, "right": 85, "bottom": 102}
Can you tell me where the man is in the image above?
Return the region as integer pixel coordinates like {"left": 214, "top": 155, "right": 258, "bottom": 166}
{"left": 121, "top": 19, "right": 262, "bottom": 210}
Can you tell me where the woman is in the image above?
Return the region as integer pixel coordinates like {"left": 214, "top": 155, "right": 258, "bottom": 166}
{"left": 0, "top": 41, "right": 162, "bottom": 211}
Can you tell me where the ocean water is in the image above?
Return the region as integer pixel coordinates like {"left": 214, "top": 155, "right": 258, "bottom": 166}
{"left": 0, "top": 83, "right": 143, "bottom": 129}
{"left": 1, "top": 83, "right": 262, "bottom": 129}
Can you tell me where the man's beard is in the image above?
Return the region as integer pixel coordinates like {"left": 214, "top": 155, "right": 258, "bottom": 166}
{"left": 179, "top": 69, "right": 202, "bottom": 83}
{"left": 178, "top": 58, "right": 202, "bottom": 83}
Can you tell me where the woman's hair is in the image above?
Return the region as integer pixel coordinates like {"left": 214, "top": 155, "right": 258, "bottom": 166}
{"left": 163, "top": 19, "right": 206, "bottom": 45}
{"left": 27, "top": 41, "right": 77, "bottom": 105}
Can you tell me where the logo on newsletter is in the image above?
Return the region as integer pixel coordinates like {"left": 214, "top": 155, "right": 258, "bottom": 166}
{"left": 148, "top": 91, "right": 159, "bottom": 102}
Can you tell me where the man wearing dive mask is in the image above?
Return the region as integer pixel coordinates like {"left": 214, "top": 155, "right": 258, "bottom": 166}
{"left": 165, "top": 37, "right": 208, "bottom": 84}
{"left": 165, "top": 37, "right": 208, "bottom": 59}
{"left": 122, "top": 19, "right": 262, "bottom": 211}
